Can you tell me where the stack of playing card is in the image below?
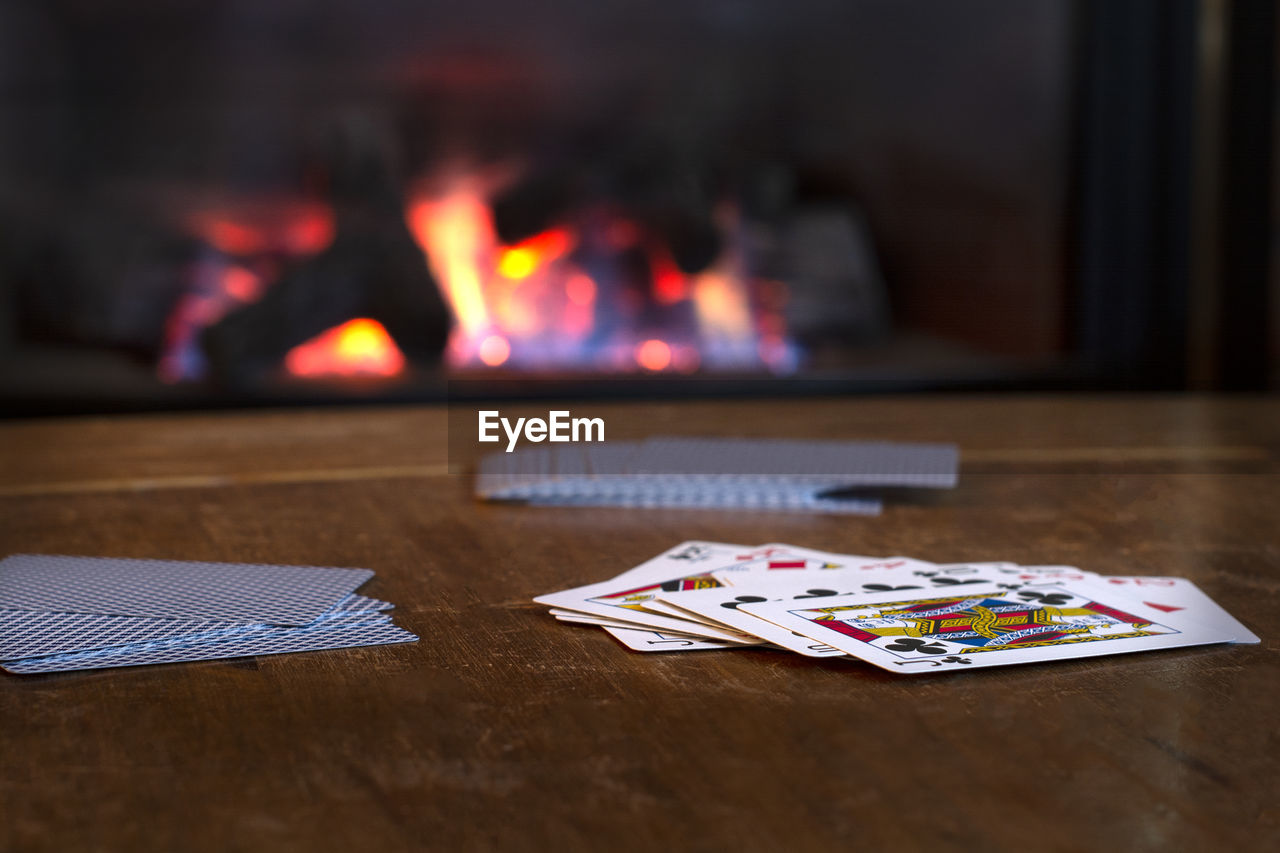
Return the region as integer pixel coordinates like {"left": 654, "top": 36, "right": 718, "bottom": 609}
{"left": 478, "top": 437, "right": 959, "bottom": 514}
{"left": 0, "top": 554, "right": 417, "bottom": 675}
{"left": 536, "top": 542, "right": 1258, "bottom": 673}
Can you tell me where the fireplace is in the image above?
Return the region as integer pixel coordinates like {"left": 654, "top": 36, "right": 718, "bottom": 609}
{"left": 4, "top": 1, "right": 1263, "bottom": 414}
{"left": 164, "top": 159, "right": 807, "bottom": 386}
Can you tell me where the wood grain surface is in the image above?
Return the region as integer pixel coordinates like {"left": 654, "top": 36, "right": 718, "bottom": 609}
{"left": 2, "top": 396, "right": 1277, "bottom": 851}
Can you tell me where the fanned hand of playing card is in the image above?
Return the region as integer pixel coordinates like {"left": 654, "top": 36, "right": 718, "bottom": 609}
{"left": 477, "top": 437, "right": 958, "bottom": 514}
{"left": 0, "top": 554, "right": 417, "bottom": 675}
{"left": 537, "top": 543, "right": 1256, "bottom": 671}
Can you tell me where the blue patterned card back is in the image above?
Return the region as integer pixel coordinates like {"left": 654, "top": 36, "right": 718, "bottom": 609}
{"left": 0, "top": 593, "right": 393, "bottom": 659}
{"left": 2, "top": 616, "right": 418, "bottom": 674}
{"left": 0, "top": 554, "right": 373, "bottom": 625}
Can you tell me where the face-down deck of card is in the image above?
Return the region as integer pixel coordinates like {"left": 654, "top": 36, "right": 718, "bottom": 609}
{"left": 477, "top": 438, "right": 958, "bottom": 514}
{"left": 0, "top": 554, "right": 417, "bottom": 675}
{"left": 535, "top": 542, "right": 1257, "bottom": 673}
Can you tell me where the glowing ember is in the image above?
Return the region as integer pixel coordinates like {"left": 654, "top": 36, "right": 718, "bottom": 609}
{"left": 650, "top": 250, "right": 688, "bottom": 305}
{"left": 205, "top": 220, "right": 266, "bottom": 255}
{"left": 159, "top": 202, "right": 341, "bottom": 383}
{"left": 221, "top": 267, "right": 262, "bottom": 302}
{"left": 282, "top": 211, "right": 336, "bottom": 256}
{"left": 635, "top": 339, "right": 672, "bottom": 371}
{"left": 565, "top": 273, "right": 596, "bottom": 306}
{"left": 284, "top": 318, "right": 406, "bottom": 378}
{"left": 158, "top": 261, "right": 264, "bottom": 383}
{"left": 478, "top": 334, "right": 511, "bottom": 367}
{"left": 189, "top": 206, "right": 335, "bottom": 258}
{"left": 497, "top": 229, "right": 574, "bottom": 280}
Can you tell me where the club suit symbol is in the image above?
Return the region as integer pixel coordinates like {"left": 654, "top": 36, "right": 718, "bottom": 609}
{"left": 883, "top": 637, "right": 948, "bottom": 655}
{"left": 1017, "top": 591, "right": 1072, "bottom": 605}
{"left": 910, "top": 571, "right": 986, "bottom": 586}
{"left": 721, "top": 589, "right": 836, "bottom": 610}
{"left": 721, "top": 595, "right": 768, "bottom": 610}
{"left": 794, "top": 589, "right": 838, "bottom": 599}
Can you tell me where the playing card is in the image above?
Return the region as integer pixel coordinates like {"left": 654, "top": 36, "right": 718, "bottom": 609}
{"left": 659, "top": 563, "right": 1088, "bottom": 657}
{"left": 1076, "top": 575, "right": 1259, "bottom": 644}
{"left": 711, "top": 552, "right": 937, "bottom": 585}
{"left": 533, "top": 541, "right": 799, "bottom": 640}
{"left": 2, "top": 613, "right": 417, "bottom": 674}
{"left": 510, "top": 491, "right": 884, "bottom": 514}
{"left": 339, "top": 595, "right": 395, "bottom": 613}
{"left": 898, "top": 562, "right": 1099, "bottom": 587}
{"left": 0, "top": 554, "right": 373, "bottom": 625}
{"left": 477, "top": 436, "right": 956, "bottom": 514}
{"left": 741, "top": 583, "right": 1232, "bottom": 673}
{"left": 656, "top": 582, "right": 851, "bottom": 657}
{"left": 549, "top": 607, "right": 760, "bottom": 642}
{"left": 708, "top": 544, "right": 871, "bottom": 579}
{"left": 554, "top": 613, "right": 655, "bottom": 629}
{"left": 548, "top": 607, "right": 656, "bottom": 627}
{"left": 0, "top": 593, "right": 391, "bottom": 660}
{"left": 633, "top": 598, "right": 733, "bottom": 626}
{"left": 632, "top": 543, "right": 853, "bottom": 621}
{"left": 628, "top": 437, "right": 959, "bottom": 487}
{"left": 554, "top": 614, "right": 739, "bottom": 650}
{"left": 600, "top": 625, "right": 746, "bottom": 652}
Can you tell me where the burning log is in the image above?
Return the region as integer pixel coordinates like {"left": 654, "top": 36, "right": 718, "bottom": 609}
{"left": 490, "top": 136, "right": 721, "bottom": 276}
{"left": 201, "top": 118, "right": 451, "bottom": 387}
{"left": 199, "top": 225, "right": 449, "bottom": 387}
{"left": 491, "top": 167, "right": 579, "bottom": 249}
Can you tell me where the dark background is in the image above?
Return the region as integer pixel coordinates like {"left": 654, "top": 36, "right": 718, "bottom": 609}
{"left": 0, "top": 0, "right": 1274, "bottom": 415}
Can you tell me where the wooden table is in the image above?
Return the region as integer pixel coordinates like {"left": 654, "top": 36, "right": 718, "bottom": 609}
{"left": 2, "top": 396, "right": 1277, "bottom": 851}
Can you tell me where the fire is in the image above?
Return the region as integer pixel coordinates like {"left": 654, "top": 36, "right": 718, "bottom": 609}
{"left": 158, "top": 261, "right": 264, "bottom": 383}
{"left": 497, "top": 229, "right": 574, "bottom": 280}
{"left": 565, "top": 273, "right": 596, "bottom": 306}
{"left": 190, "top": 206, "right": 335, "bottom": 257}
{"left": 156, "top": 164, "right": 799, "bottom": 382}
{"left": 162, "top": 174, "right": 794, "bottom": 381}
{"left": 649, "top": 250, "right": 688, "bottom": 305}
{"left": 221, "top": 267, "right": 262, "bottom": 302}
{"left": 401, "top": 179, "right": 796, "bottom": 373}
{"left": 205, "top": 221, "right": 266, "bottom": 255}
{"left": 405, "top": 181, "right": 595, "bottom": 367}
{"left": 635, "top": 339, "right": 672, "bottom": 371}
{"left": 406, "top": 188, "right": 493, "bottom": 342}
{"left": 158, "top": 202, "right": 341, "bottom": 383}
{"left": 478, "top": 334, "right": 511, "bottom": 367}
{"left": 284, "top": 318, "right": 406, "bottom": 378}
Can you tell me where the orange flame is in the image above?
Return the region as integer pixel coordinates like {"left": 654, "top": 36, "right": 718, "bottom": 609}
{"left": 635, "top": 339, "right": 672, "bottom": 371}
{"left": 285, "top": 318, "right": 406, "bottom": 378}
{"left": 407, "top": 188, "right": 494, "bottom": 341}
{"left": 406, "top": 183, "right": 589, "bottom": 363}
{"left": 402, "top": 179, "right": 774, "bottom": 372}
{"left": 650, "top": 249, "right": 688, "bottom": 304}
{"left": 191, "top": 206, "right": 334, "bottom": 258}
{"left": 205, "top": 221, "right": 267, "bottom": 255}
{"left": 478, "top": 334, "right": 511, "bottom": 366}
{"left": 497, "top": 228, "right": 574, "bottom": 280}
{"left": 565, "top": 273, "right": 596, "bottom": 306}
